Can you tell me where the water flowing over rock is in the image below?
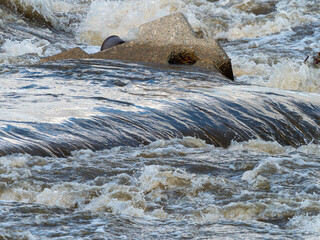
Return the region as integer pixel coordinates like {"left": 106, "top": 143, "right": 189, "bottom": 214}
{"left": 0, "top": 58, "right": 319, "bottom": 157}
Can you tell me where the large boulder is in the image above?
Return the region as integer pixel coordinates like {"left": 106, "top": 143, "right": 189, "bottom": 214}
{"left": 40, "top": 13, "right": 234, "bottom": 80}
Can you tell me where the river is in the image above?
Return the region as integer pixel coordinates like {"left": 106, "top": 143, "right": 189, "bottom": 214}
{"left": 0, "top": 0, "right": 319, "bottom": 239}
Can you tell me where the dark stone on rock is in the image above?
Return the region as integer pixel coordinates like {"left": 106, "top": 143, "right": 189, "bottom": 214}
{"left": 167, "top": 49, "right": 198, "bottom": 65}
{"left": 100, "top": 35, "right": 125, "bottom": 51}
{"left": 40, "top": 13, "right": 234, "bottom": 80}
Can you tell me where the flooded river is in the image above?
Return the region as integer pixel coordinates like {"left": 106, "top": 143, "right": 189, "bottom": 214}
{"left": 0, "top": 0, "right": 319, "bottom": 239}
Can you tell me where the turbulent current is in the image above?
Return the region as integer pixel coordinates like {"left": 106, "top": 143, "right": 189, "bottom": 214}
{"left": 0, "top": 0, "right": 319, "bottom": 239}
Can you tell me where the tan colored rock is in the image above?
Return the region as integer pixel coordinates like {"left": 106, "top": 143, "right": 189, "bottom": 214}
{"left": 138, "top": 12, "right": 195, "bottom": 42}
{"left": 40, "top": 13, "right": 234, "bottom": 80}
{"left": 39, "top": 47, "right": 89, "bottom": 63}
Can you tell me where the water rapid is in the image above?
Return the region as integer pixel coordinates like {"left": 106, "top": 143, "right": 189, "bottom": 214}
{"left": 0, "top": 0, "right": 319, "bottom": 239}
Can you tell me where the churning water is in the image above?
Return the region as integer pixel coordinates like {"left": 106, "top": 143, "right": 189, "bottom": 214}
{"left": 0, "top": 0, "right": 319, "bottom": 239}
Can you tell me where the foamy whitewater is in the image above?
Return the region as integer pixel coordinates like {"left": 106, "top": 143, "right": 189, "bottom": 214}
{"left": 0, "top": 0, "right": 319, "bottom": 239}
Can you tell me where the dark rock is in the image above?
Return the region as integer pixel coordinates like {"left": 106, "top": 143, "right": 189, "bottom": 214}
{"left": 100, "top": 35, "right": 125, "bottom": 51}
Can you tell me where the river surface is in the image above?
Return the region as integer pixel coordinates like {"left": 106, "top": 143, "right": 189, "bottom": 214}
{"left": 0, "top": 0, "right": 319, "bottom": 239}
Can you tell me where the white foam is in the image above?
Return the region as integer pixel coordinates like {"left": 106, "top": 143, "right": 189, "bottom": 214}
{"left": 222, "top": 10, "right": 316, "bottom": 41}
{"left": 17, "top": 0, "right": 55, "bottom": 22}
{"left": 82, "top": 164, "right": 196, "bottom": 217}
{"left": 7, "top": 0, "right": 86, "bottom": 31}
{"left": 287, "top": 214, "right": 320, "bottom": 233}
{"left": 229, "top": 139, "right": 290, "bottom": 154}
{"left": 297, "top": 143, "right": 320, "bottom": 155}
{"left": 0, "top": 187, "right": 35, "bottom": 202}
{"left": 200, "top": 201, "right": 293, "bottom": 222}
{"left": 228, "top": 55, "right": 268, "bottom": 84}
{"left": 75, "top": 0, "right": 215, "bottom": 45}
{"left": 76, "top": 0, "right": 183, "bottom": 44}
{"left": 0, "top": 138, "right": 320, "bottom": 226}
{"left": 82, "top": 183, "right": 147, "bottom": 217}
{"left": 200, "top": 205, "right": 222, "bottom": 221}
{"left": 34, "top": 182, "right": 105, "bottom": 209}
{"left": 139, "top": 165, "right": 193, "bottom": 193}
{"left": 0, "top": 154, "right": 28, "bottom": 168}
{"left": 242, "top": 157, "right": 286, "bottom": 184}
{"left": 152, "top": 208, "right": 168, "bottom": 218}
{"left": 1, "top": 38, "right": 48, "bottom": 57}
{"left": 148, "top": 137, "right": 207, "bottom": 149}
{"left": 211, "top": 0, "right": 318, "bottom": 41}
{"left": 135, "top": 137, "right": 208, "bottom": 158}
{"left": 0, "top": 38, "right": 50, "bottom": 64}
{"left": 266, "top": 60, "right": 320, "bottom": 93}
{"left": 224, "top": 52, "right": 320, "bottom": 93}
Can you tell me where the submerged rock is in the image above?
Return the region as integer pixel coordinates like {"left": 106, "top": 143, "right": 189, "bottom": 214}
{"left": 40, "top": 13, "right": 234, "bottom": 80}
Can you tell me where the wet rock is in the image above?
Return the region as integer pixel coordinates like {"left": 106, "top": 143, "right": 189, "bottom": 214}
{"left": 40, "top": 47, "right": 89, "bottom": 62}
{"left": 100, "top": 35, "right": 125, "bottom": 51}
{"left": 40, "top": 13, "right": 234, "bottom": 80}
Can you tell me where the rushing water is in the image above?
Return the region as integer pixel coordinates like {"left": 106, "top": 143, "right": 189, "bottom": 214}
{"left": 0, "top": 0, "right": 320, "bottom": 239}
